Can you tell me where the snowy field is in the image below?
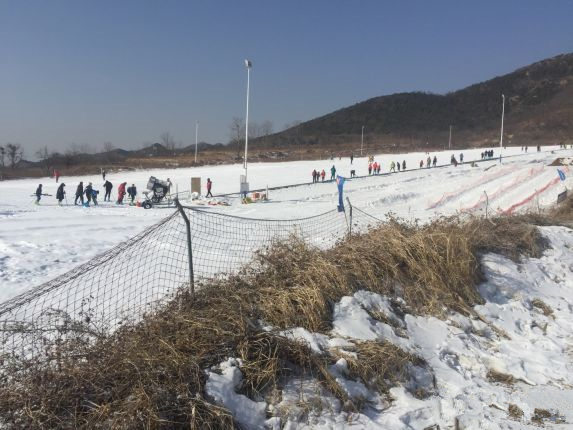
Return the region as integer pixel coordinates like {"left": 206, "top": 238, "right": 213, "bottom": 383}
{"left": 0, "top": 145, "right": 571, "bottom": 303}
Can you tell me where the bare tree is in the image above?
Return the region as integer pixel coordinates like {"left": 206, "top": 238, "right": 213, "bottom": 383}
{"left": 35, "top": 145, "right": 52, "bottom": 175}
{"left": 260, "top": 120, "right": 274, "bottom": 136}
{"left": 160, "top": 132, "right": 177, "bottom": 153}
{"left": 6, "top": 143, "right": 23, "bottom": 168}
{"left": 103, "top": 141, "right": 114, "bottom": 153}
{"left": 229, "top": 117, "right": 245, "bottom": 159}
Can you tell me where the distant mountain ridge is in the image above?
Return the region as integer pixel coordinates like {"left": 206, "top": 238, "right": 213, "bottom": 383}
{"left": 257, "top": 53, "right": 573, "bottom": 150}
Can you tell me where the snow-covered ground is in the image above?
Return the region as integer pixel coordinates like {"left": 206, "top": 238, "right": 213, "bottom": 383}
{"left": 0, "top": 145, "right": 571, "bottom": 302}
{"left": 206, "top": 226, "right": 573, "bottom": 429}
{"left": 1, "top": 145, "right": 573, "bottom": 428}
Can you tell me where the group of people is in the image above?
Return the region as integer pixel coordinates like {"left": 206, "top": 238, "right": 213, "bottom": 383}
{"left": 311, "top": 166, "right": 337, "bottom": 183}
{"left": 421, "top": 156, "right": 438, "bottom": 168}
{"left": 389, "top": 160, "right": 407, "bottom": 173}
{"left": 481, "top": 150, "right": 495, "bottom": 159}
{"left": 34, "top": 179, "right": 137, "bottom": 206}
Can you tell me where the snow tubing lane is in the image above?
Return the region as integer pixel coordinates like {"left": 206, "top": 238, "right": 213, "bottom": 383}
{"left": 426, "top": 164, "right": 520, "bottom": 210}
{"left": 461, "top": 166, "right": 545, "bottom": 212}
{"left": 501, "top": 167, "right": 570, "bottom": 215}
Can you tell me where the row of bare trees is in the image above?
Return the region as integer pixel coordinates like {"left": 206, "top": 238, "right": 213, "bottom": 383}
{"left": 228, "top": 118, "right": 275, "bottom": 158}
{"left": 0, "top": 143, "right": 24, "bottom": 168}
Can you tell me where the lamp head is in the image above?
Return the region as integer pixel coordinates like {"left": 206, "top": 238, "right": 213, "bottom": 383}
{"left": 245, "top": 59, "right": 252, "bottom": 68}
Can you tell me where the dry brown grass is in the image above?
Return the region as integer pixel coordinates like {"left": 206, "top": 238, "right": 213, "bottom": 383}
{"left": 487, "top": 369, "right": 516, "bottom": 385}
{"left": 531, "top": 298, "right": 554, "bottom": 317}
{"left": 508, "top": 403, "right": 524, "bottom": 420}
{"left": 0, "top": 210, "right": 564, "bottom": 428}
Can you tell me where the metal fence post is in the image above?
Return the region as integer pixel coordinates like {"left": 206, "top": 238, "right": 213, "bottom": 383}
{"left": 346, "top": 197, "right": 353, "bottom": 236}
{"left": 174, "top": 198, "right": 195, "bottom": 296}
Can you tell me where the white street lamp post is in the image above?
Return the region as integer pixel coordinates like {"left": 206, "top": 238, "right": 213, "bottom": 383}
{"left": 500, "top": 94, "right": 505, "bottom": 163}
{"left": 244, "top": 59, "right": 252, "bottom": 180}
{"left": 448, "top": 125, "right": 452, "bottom": 150}
{"left": 361, "top": 125, "right": 364, "bottom": 156}
{"left": 194, "top": 121, "right": 199, "bottom": 164}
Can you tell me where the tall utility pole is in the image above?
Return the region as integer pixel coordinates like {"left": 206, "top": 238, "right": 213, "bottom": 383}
{"left": 500, "top": 94, "right": 505, "bottom": 163}
{"left": 194, "top": 121, "right": 199, "bottom": 164}
{"left": 361, "top": 125, "right": 365, "bottom": 156}
{"left": 244, "top": 59, "right": 252, "bottom": 180}
{"left": 448, "top": 125, "right": 452, "bottom": 150}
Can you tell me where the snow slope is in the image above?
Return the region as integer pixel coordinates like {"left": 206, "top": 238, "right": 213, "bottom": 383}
{"left": 0, "top": 146, "right": 571, "bottom": 302}
{"left": 206, "top": 226, "right": 573, "bottom": 429}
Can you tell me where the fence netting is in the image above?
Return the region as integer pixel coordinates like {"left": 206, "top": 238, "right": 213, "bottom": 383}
{"left": 0, "top": 203, "right": 381, "bottom": 366}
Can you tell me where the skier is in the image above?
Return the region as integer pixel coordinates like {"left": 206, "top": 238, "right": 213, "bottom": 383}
{"left": 127, "top": 184, "right": 137, "bottom": 203}
{"left": 390, "top": 161, "right": 396, "bottom": 172}
{"left": 84, "top": 182, "right": 93, "bottom": 205}
{"left": 104, "top": 180, "right": 113, "bottom": 202}
{"left": 75, "top": 182, "right": 84, "bottom": 205}
{"left": 368, "top": 163, "right": 372, "bottom": 175}
{"left": 330, "top": 165, "right": 336, "bottom": 180}
{"left": 56, "top": 183, "right": 66, "bottom": 205}
{"left": 350, "top": 153, "right": 354, "bottom": 164}
{"left": 460, "top": 153, "right": 464, "bottom": 163}
{"left": 402, "top": 160, "right": 406, "bottom": 171}
{"left": 312, "top": 169, "right": 317, "bottom": 183}
{"left": 102, "top": 169, "right": 106, "bottom": 181}
{"left": 117, "top": 182, "right": 127, "bottom": 204}
{"left": 397, "top": 161, "right": 401, "bottom": 172}
{"left": 433, "top": 156, "right": 437, "bottom": 167}
{"left": 35, "top": 184, "right": 43, "bottom": 205}
{"left": 206, "top": 178, "right": 213, "bottom": 197}
{"left": 426, "top": 157, "right": 431, "bottom": 168}
{"left": 54, "top": 169, "right": 61, "bottom": 183}
{"left": 321, "top": 169, "right": 326, "bottom": 182}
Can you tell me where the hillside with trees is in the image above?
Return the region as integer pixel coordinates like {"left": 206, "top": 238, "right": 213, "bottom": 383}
{"left": 256, "top": 53, "right": 573, "bottom": 152}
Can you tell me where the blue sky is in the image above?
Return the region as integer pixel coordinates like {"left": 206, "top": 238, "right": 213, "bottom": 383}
{"left": 1, "top": 1, "right": 572, "bottom": 156}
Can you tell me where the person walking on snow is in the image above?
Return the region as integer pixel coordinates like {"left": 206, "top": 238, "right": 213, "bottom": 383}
{"left": 35, "top": 184, "right": 43, "bottom": 205}
{"left": 368, "top": 163, "right": 372, "bottom": 175}
{"left": 433, "top": 156, "right": 437, "bottom": 167}
{"left": 56, "top": 183, "right": 66, "bottom": 205}
{"left": 54, "top": 169, "right": 61, "bottom": 183}
{"left": 117, "top": 182, "right": 127, "bottom": 204}
{"left": 84, "top": 183, "right": 93, "bottom": 205}
{"left": 350, "top": 153, "right": 354, "bottom": 164}
{"left": 104, "top": 180, "right": 113, "bottom": 202}
{"left": 460, "top": 153, "right": 464, "bottom": 163}
{"left": 75, "top": 182, "right": 84, "bottom": 205}
{"left": 321, "top": 169, "right": 326, "bottom": 181}
{"left": 426, "top": 157, "right": 431, "bottom": 168}
{"left": 127, "top": 184, "right": 137, "bottom": 203}
{"left": 206, "top": 178, "right": 213, "bottom": 197}
{"left": 420, "top": 160, "right": 423, "bottom": 169}
{"left": 312, "top": 169, "right": 317, "bottom": 183}
{"left": 101, "top": 169, "right": 106, "bottom": 181}
{"left": 390, "top": 161, "right": 396, "bottom": 172}
{"left": 330, "top": 165, "right": 336, "bottom": 180}
{"left": 91, "top": 189, "right": 99, "bottom": 206}
{"left": 397, "top": 161, "right": 401, "bottom": 172}
{"left": 402, "top": 160, "right": 406, "bottom": 171}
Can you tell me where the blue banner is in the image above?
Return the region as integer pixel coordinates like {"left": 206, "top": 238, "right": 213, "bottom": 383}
{"left": 336, "top": 175, "right": 345, "bottom": 212}
{"left": 557, "top": 169, "right": 566, "bottom": 181}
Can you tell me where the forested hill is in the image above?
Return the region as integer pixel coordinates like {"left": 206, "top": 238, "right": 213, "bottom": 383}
{"left": 256, "top": 53, "right": 573, "bottom": 150}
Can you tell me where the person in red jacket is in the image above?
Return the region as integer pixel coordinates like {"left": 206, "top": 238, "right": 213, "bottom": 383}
{"left": 320, "top": 169, "right": 325, "bottom": 182}
{"left": 206, "top": 178, "right": 213, "bottom": 197}
{"left": 117, "top": 182, "right": 127, "bottom": 204}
